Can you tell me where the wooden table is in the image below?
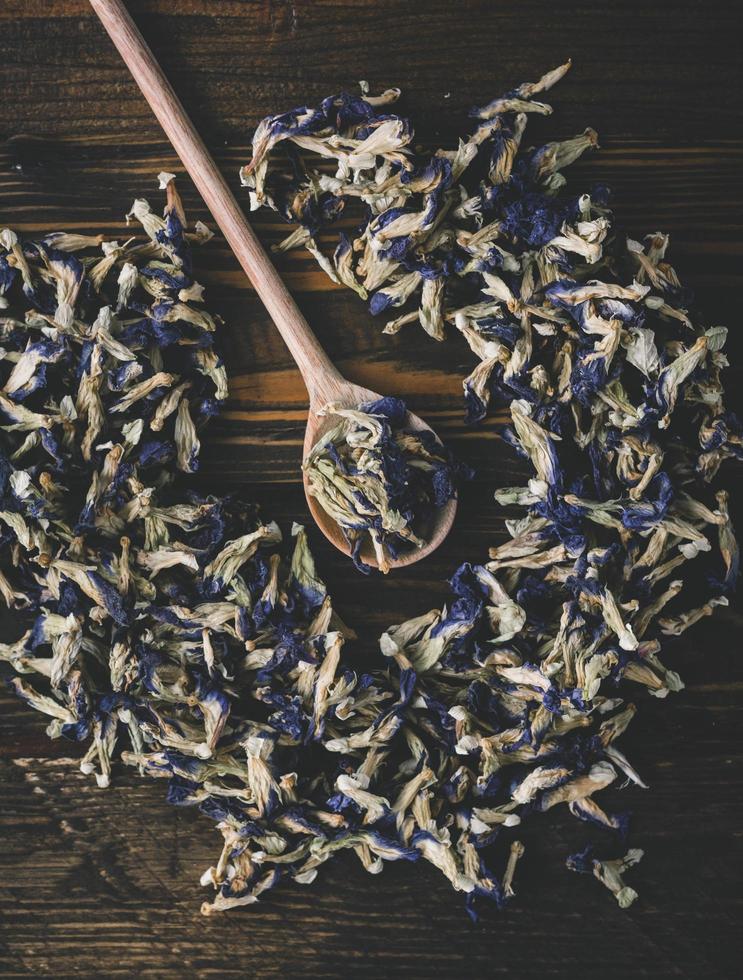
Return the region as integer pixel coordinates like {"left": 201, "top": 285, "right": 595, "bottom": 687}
{"left": 1, "top": 2, "right": 741, "bottom": 976}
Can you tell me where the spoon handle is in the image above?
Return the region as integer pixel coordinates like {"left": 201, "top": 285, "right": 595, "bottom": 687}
{"left": 89, "top": 0, "right": 343, "bottom": 400}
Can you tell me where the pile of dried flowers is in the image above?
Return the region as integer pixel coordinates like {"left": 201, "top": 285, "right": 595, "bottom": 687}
{"left": 0, "top": 178, "right": 363, "bottom": 912}
{"left": 1, "top": 64, "right": 740, "bottom": 919}
{"left": 238, "top": 63, "right": 740, "bottom": 908}
{"left": 304, "top": 396, "right": 468, "bottom": 573}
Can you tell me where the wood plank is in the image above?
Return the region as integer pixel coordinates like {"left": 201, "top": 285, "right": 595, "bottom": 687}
{"left": 1, "top": 1, "right": 742, "bottom": 139}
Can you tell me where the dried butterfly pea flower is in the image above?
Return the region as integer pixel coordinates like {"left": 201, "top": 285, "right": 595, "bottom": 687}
{"left": 240, "top": 63, "right": 600, "bottom": 368}
{"left": 566, "top": 845, "right": 644, "bottom": 908}
{"left": 0, "top": 183, "right": 348, "bottom": 903}
{"left": 2, "top": 233, "right": 370, "bottom": 905}
{"left": 243, "top": 66, "right": 739, "bottom": 915}
{"left": 3, "top": 61, "right": 741, "bottom": 921}
{"left": 303, "top": 396, "right": 470, "bottom": 573}
{"left": 4, "top": 196, "right": 439, "bottom": 909}
{"left": 2, "top": 185, "right": 480, "bottom": 913}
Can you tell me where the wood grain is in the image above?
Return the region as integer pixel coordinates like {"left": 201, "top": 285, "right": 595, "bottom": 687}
{"left": 1, "top": 1, "right": 742, "bottom": 977}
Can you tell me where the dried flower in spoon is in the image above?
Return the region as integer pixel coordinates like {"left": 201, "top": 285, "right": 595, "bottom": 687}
{"left": 303, "top": 396, "right": 469, "bottom": 573}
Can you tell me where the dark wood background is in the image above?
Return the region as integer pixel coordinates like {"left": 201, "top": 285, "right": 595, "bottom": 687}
{"left": 1, "top": 2, "right": 742, "bottom": 976}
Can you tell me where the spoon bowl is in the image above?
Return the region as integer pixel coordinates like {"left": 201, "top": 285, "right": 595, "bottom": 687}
{"left": 302, "top": 376, "right": 458, "bottom": 571}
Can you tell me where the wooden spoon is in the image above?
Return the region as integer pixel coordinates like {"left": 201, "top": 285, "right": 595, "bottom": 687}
{"left": 89, "top": 0, "right": 457, "bottom": 570}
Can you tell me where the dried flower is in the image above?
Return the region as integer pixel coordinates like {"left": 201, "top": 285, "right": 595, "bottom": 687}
{"left": 567, "top": 845, "right": 644, "bottom": 908}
